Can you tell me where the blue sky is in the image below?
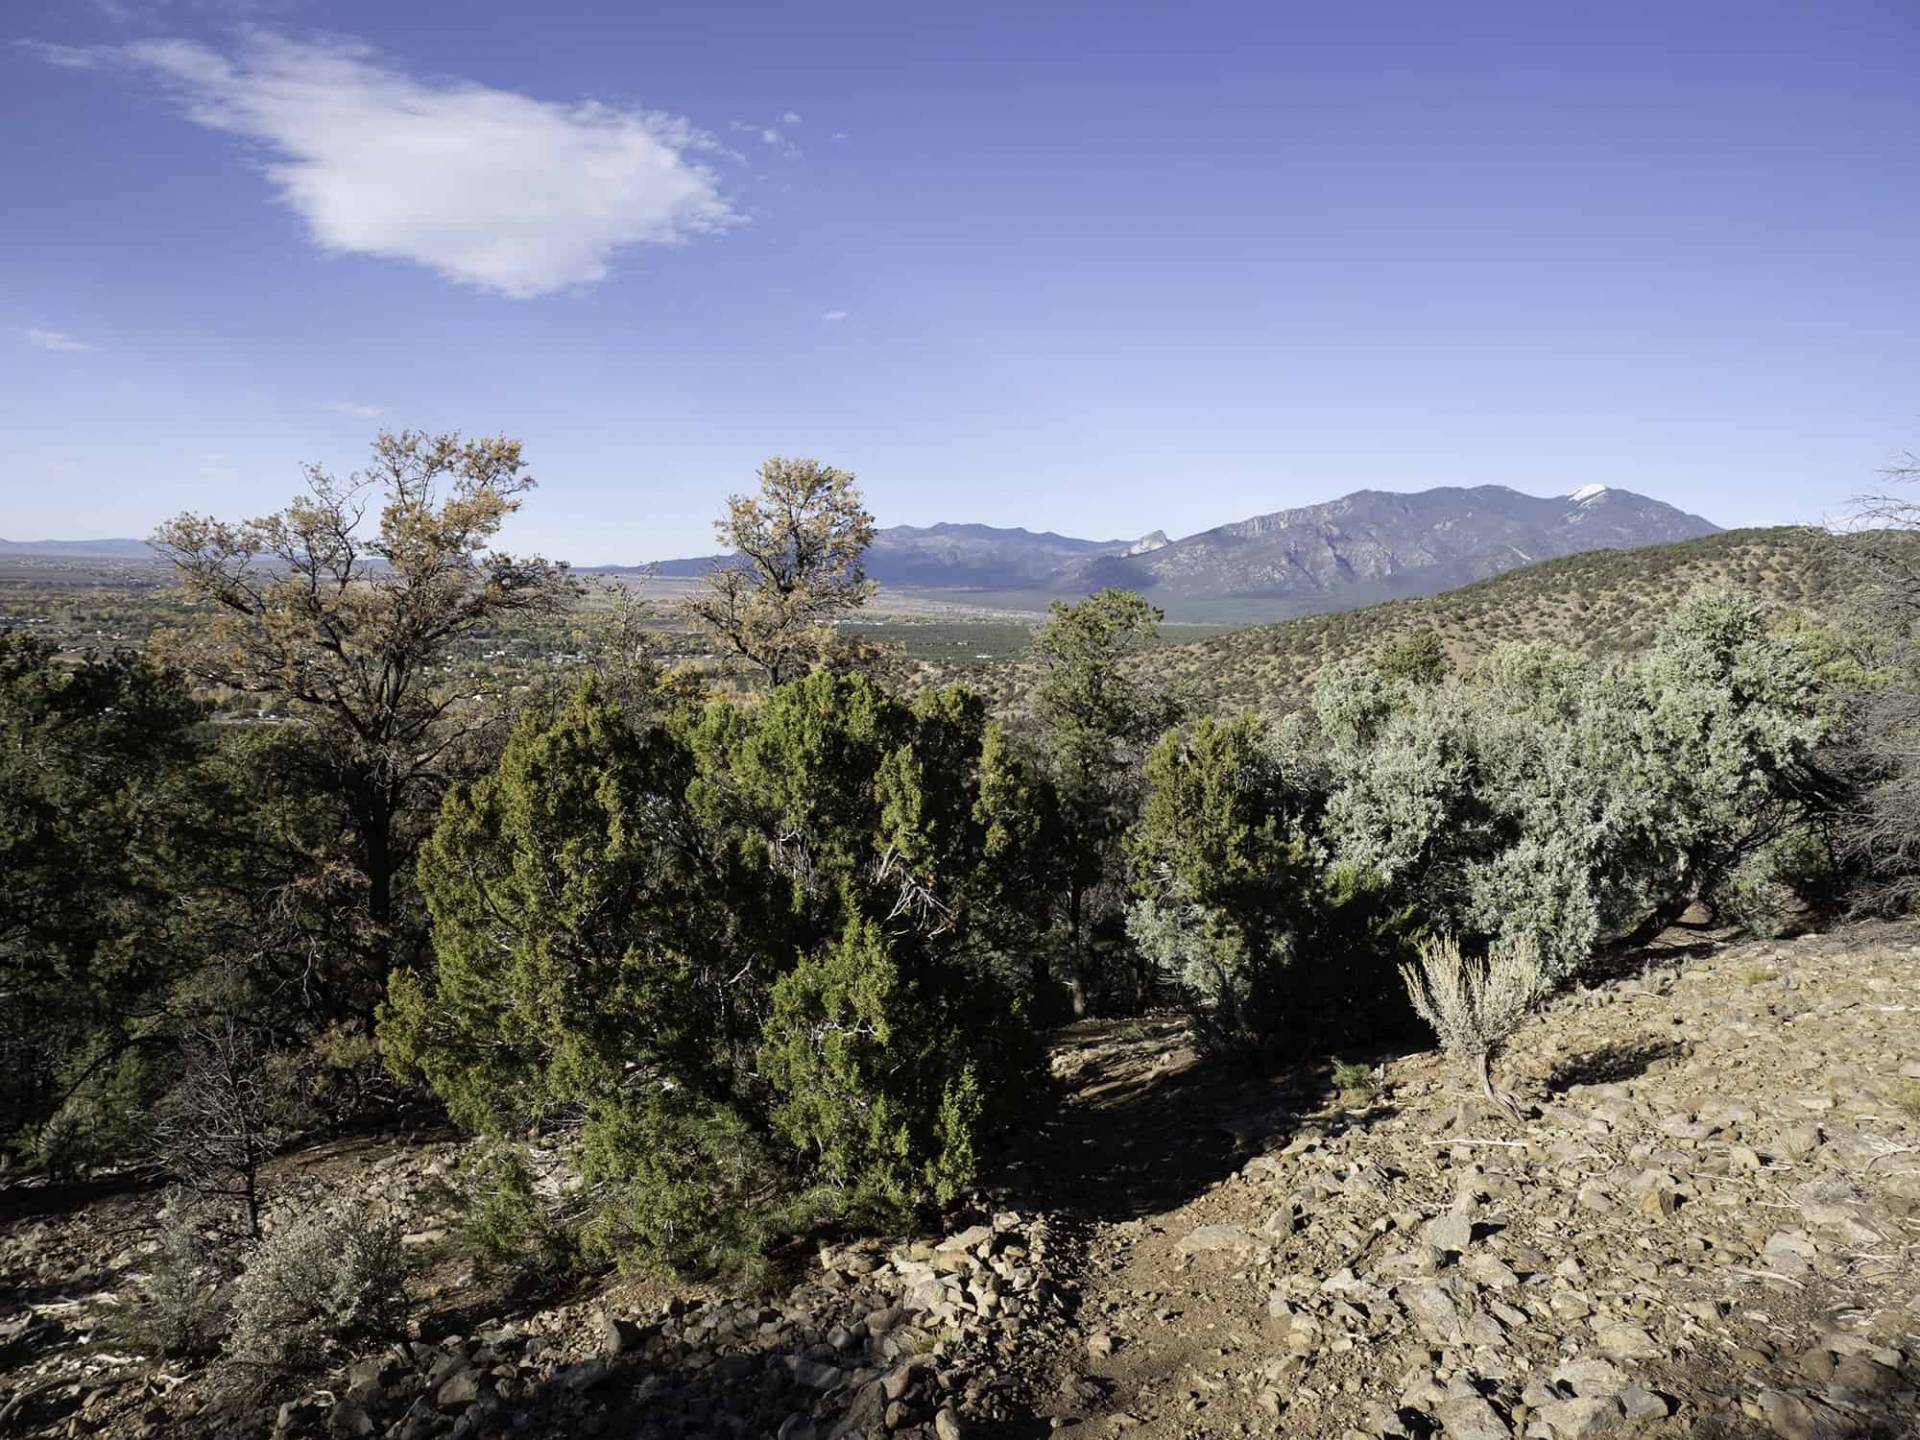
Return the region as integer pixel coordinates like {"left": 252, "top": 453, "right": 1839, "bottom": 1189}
{"left": 3, "top": 0, "right": 1914, "bottom": 563}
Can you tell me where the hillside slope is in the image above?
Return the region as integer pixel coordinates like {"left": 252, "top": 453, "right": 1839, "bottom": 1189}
{"left": 1068, "top": 485, "right": 1718, "bottom": 614}
{"left": 999, "top": 921, "right": 1920, "bottom": 1439}
{"left": 7, "top": 923, "right": 1914, "bottom": 1438}
{"left": 1143, "top": 526, "right": 1842, "bottom": 715}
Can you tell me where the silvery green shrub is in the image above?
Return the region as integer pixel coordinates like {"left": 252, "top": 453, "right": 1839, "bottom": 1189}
{"left": 225, "top": 1200, "right": 407, "bottom": 1377}
{"left": 1307, "top": 591, "right": 1829, "bottom": 980}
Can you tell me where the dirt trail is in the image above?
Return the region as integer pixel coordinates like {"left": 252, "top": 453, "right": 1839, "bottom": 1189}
{"left": 993, "top": 924, "right": 1920, "bottom": 1440}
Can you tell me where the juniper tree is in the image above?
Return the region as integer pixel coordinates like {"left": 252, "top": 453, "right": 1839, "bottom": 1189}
{"left": 383, "top": 670, "right": 1042, "bottom": 1275}
{"left": 1126, "top": 714, "right": 1408, "bottom": 1054}
{"left": 1030, "top": 588, "right": 1180, "bottom": 1014}
{"left": 0, "top": 632, "right": 206, "bottom": 1166}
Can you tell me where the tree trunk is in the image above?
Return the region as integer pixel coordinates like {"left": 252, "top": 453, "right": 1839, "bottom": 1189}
{"left": 350, "top": 780, "right": 396, "bottom": 1024}
{"left": 1067, "top": 880, "right": 1089, "bottom": 1019}
{"left": 1475, "top": 1048, "right": 1523, "bottom": 1123}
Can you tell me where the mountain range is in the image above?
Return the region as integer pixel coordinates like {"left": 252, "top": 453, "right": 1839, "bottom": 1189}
{"left": 636, "top": 484, "right": 1720, "bottom": 621}
{"left": 0, "top": 536, "right": 154, "bottom": 559}
{"left": 7, "top": 484, "right": 1721, "bottom": 623}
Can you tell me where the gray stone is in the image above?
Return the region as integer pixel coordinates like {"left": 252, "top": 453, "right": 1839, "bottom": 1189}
{"left": 1433, "top": 1392, "right": 1510, "bottom": 1439}
{"left": 1399, "top": 1281, "right": 1464, "bottom": 1344}
{"left": 1550, "top": 1357, "right": 1628, "bottom": 1399}
{"left": 597, "top": 1310, "right": 644, "bottom": 1356}
{"left": 791, "top": 1356, "right": 845, "bottom": 1391}
{"left": 1178, "top": 1223, "right": 1265, "bottom": 1258}
{"left": 1618, "top": 1384, "right": 1671, "bottom": 1422}
{"left": 1762, "top": 1231, "right": 1818, "bottom": 1277}
{"left": 1754, "top": 1389, "right": 1827, "bottom": 1440}
{"left": 1593, "top": 1323, "right": 1660, "bottom": 1361}
{"left": 829, "top": 1381, "right": 888, "bottom": 1440}
{"left": 327, "top": 1399, "right": 375, "bottom": 1439}
{"left": 1423, "top": 1212, "right": 1475, "bottom": 1256}
{"left": 882, "top": 1354, "right": 934, "bottom": 1401}
{"left": 434, "top": 1371, "right": 481, "bottom": 1410}
{"left": 1538, "top": 1397, "right": 1624, "bottom": 1438}
{"left": 933, "top": 1407, "right": 965, "bottom": 1440}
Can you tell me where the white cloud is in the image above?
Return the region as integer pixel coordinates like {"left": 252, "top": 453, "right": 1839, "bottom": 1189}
{"left": 22, "top": 327, "right": 95, "bottom": 352}
{"left": 781, "top": 111, "right": 802, "bottom": 125}
{"left": 821, "top": 310, "right": 848, "bottom": 322}
{"left": 322, "top": 401, "right": 386, "bottom": 418}
{"left": 60, "top": 33, "right": 739, "bottom": 299}
{"left": 831, "top": 131, "right": 848, "bottom": 142}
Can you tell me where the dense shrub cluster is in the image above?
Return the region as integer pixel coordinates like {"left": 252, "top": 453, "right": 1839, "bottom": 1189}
{"left": 380, "top": 671, "right": 1045, "bottom": 1276}
{"left": 1124, "top": 593, "right": 1836, "bottom": 1053}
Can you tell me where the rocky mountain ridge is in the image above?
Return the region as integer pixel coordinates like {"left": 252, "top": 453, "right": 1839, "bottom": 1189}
{"left": 640, "top": 486, "right": 1719, "bottom": 621}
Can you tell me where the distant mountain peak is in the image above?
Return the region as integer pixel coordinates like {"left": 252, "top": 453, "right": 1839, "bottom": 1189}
{"left": 631, "top": 482, "right": 1717, "bottom": 622}
{"left": 1058, "top": 483, "right": 1718, "bottom": 617}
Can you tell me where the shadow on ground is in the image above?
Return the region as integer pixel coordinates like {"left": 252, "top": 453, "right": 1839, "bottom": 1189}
{"left": 1544, "top": 1038, "right": 1686, "bottom": 1093}
{"left": 985, "top": 1015, "right": 1415, "bottom": 1224}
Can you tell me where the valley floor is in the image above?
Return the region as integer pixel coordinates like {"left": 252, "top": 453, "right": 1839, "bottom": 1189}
{"left": 4, "top": 924, "right": 1917, "bottom": 1440}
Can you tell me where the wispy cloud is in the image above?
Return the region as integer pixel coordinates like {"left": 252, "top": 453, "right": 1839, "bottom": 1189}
{"left": 21, "top": 327, "right": 95, "bottom": 352}
{"left": 321, "top": 401, "right": 386, "bottom": 418}
{"left": 14, "top": 41, "right": 102, "bottom": 70}
{"left": 781, "top": 111, "right": 802, "bottom": 125}
{"left": 730, "top": 117, "right": 801, "bottom": 157}
{"left": 821, "top": 310, "right": 848, "bottom": 322}
{"left": 87, "top": 0, "right": 298, "bottom": 19}
{"left": 37, "top": 33, "right": 740, "bottom": 299}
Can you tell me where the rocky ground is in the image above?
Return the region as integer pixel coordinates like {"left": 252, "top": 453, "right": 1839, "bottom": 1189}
{"left": 3, "top": 923, "right": 1917, "bottom": 1439}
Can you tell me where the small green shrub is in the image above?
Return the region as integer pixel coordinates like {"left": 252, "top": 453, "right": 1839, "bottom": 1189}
{"left": 576, "top": 1091, "right": 831, "bottom": 1285}
{"left": 1889, "top": 1079, "right": 1920, "bottom": 1122}
{"left": 225, "top": 1200, "right": 408, "bottom": 1379}
{"left": 27, "top": 1044, "right": 164, "bottom": 1180}
{"left": 1127, "top": 714, "right": 1411, "bottom": 1055}
{"left": 97, "top": 1191, "right": 234, "bottom": 1360}
{"left": 451, "top": 1144, "right": 574, "bottom": 1281}
{"left": 1330, "top": 1058, "right": 1379, "bottom": 1104}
